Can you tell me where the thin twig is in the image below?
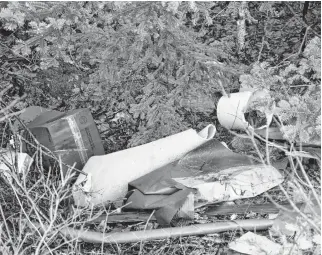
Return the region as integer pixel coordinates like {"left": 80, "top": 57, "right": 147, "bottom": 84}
{"left": 286, "top": 3, "right": 321, "bottom": 38}
{"left": 257, "top": 22, "right": 267, "bottom": 63}
{"left": 278, "top": 183, "right": 320, "bottom": 233}
{"left": 298, "top": 25, "right": 310, "bottom": 55}
{"left": 290, "top": 84, "right": 318, "bottom": 87}
{"left": 139, "top": 210, "right": 156, "bottom": 254}
{"left": 295, "top": 156, "right": 321, "bottom": 209}
{"left": 0, "top": 202, "right": 13, "bottom": 244}
{"left": 0, "top": 68, "right": 32, "bottom": 81}
{"left": 0, "top": 41, "right": 31, "bottom": 63}
{"left": 212, "top": 5, "right": 229, "bottom": 19}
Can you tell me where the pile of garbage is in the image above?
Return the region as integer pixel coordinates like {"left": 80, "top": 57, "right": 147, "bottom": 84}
{"left": 0, "top": 89, "right": 320, "bottom": 254}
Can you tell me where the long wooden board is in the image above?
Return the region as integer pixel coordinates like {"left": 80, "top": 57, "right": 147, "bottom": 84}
{"left": 205, "top": 202, "right": 303, "bottom": 216}
{"left": 87, "top": 202, "right": 303, "bottom": 224}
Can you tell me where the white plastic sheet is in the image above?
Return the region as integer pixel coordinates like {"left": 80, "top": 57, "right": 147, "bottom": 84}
{"left": 174, "top": 165, "right": 283, "bottom": 203}
{"left": 0, "top": 150, "right": 33, "bottom": 182}
{"left": 73, "top": 125, "right": 216, "bottom": 206}
{"left": 228, "top": 232, "right": 282, "bottom": 255}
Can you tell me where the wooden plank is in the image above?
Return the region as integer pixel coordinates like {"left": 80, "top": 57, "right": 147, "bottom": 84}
{"left": 86, "top": 203, "right": 303, "bottom": 224}
{"left": 205, "top": 202, "right": 303, "bottom": 216}
{"left": 87, "top": 212, "right": 156, "bottom": 224}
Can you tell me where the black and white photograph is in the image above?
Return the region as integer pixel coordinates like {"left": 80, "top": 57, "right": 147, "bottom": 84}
{"left": 0, "top": 1, "right": 321, "bottom": 254}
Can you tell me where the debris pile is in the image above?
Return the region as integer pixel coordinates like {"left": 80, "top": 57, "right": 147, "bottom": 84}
{"left": 0, "top": 103, "right": 320, "bottom": 254}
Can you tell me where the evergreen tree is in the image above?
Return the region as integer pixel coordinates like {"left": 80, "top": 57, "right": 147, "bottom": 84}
{"left": 0, "top": 1, "right": 320, "bottom": 148}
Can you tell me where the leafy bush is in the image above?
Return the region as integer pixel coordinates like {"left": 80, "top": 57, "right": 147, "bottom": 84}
{"left": 240, "top": 36, "right": 321, "bottom": 144}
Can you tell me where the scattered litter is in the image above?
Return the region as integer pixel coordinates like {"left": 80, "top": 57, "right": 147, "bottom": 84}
{"left": 22, "top": 108, "right": 104, "bottom": 175}
{"left": 313, "top": 234, "right": 321, "bottom": 245}
{"left": 0, "top": 150, "right": 33, "bottom": 182}
{"left": 280, "top": 243, "right": 303, "bottom": 255}
{"left": 175, "top": 191, "right": 194, "bottom": 220}
{"left": 127, "top": 189, "right": 195, "bottom": 225}
{"left": 12, "top": 106, "right": 61, "bottom": 132}
{"left": 245, "top": 211, "right": 257, "bottom": 218}
{"left": 174, "top": 164, "right": 283, "bottom": 203}
{"left": 126, "top": 139, "right": 283, "bottom": 224}
{"left": 268, "top": 213, "right": 279, "bottom": 220}
{"left": 10, "top": 105, "right": 316, "bottom": 249}
{"left": 230, "top": 214, "right": 238, "bottom": 221}
{"left": 296, "top": 235, "right": 313, "bottom": 250}
{"left": 86, "top": 202, "right": 304, "bottom": 225}
{"left": 216, "top": 90, "right": 273, "bottom": 133}
{"left": 228, "top": 232, "right": 282, "bottom": 255}
{"left": 270, "top": 210, "right": 317, "bottom": 250}
{"left": 215, "top": 89, "right": 306, "bottom": 143}
{"left": 271, "top": 210, "right": 303, "bottom": 237}
{"left": 73, "top": 124, "right": 216, "bottom": 207}
{"left": 217, "top": 91, "right": 254, "bottom": 130}
{"left": 217, "top": 89, "right": 321, "bottom": 146}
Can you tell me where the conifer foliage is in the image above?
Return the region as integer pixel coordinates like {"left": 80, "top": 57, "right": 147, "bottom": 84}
{"left": 0, "top": 1, "right": 320, "bottom": 148}
{"left": 0, "top": 2, "right": 237, "bottom": 147}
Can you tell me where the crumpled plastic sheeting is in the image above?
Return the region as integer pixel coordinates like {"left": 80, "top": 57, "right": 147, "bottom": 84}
{"left": 0, "top": 150, "right": 33, "bottom": 183}
{"left": 174, "top": 164, "right": 282, "bottom": 202}
{"left": 270, "top": 208, "right": 319, "bottom": 251}
{"left": 73, "top": 125, "right": 216, "bottom": 206}
{"left": 216, "top": 90, "right": 275, "bottom": 137}
{"left": 126, "top": 139, "right": 284, "bottom": 225}
{"left": 228, "top": 232, "right": 282, "bottom": 255}
{"left": 128, "top": 139, "right": 254, "bottom": 195}
{"left": 126, "top": 189, "right": 194, "bottom": 226}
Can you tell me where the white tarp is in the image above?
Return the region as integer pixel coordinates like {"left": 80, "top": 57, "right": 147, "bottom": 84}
{"left": 73, "top": 125, "right": 216, "bottom": 206}
{"left": 173, "top": 164, "right": 283, "bottom": 203}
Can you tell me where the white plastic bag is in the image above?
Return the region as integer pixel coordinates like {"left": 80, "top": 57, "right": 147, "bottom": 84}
{"left": 0, "top": 150, "right": 33, "bottom": 182}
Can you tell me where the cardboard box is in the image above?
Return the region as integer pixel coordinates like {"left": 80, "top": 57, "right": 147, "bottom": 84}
{"left": 23, "top": 108, "right": 104, "bottom": 174}
{"left": 13, "top": 106, "right": 61, "bottom": 132}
